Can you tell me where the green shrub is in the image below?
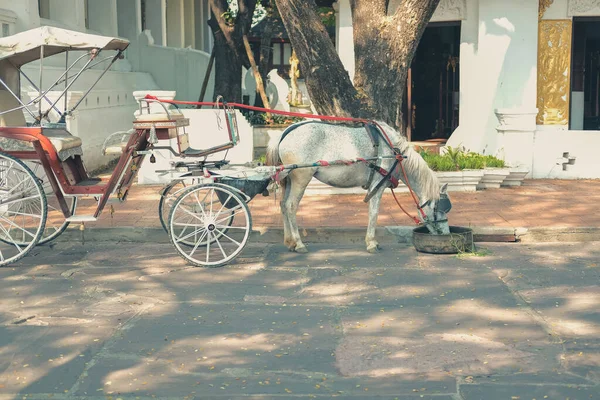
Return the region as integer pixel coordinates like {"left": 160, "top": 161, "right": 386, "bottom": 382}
{"left": 482, "top": 155, "right": 506, "bottom": 168}
{"left": 419, "top": 151, "right": 460, "bottom": 172}
{"left": 419, "top": 148, "right": 505, "bottom": 171}
{"left": 458, "top": 153, "right": 485, "bottom": 169}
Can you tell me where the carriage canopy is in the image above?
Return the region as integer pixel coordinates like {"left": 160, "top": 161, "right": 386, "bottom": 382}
{"left": 0, "top": 26, "right": 129, "bottom": 67}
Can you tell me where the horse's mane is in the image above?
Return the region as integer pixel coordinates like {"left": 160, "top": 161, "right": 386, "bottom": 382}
{"left": 376, "top": 121, "right": 441, "bottom": 202}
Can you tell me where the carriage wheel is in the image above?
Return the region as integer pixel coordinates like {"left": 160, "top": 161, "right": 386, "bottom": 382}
{"left": 168, "top": 184, "right": 251, "bottom": 267}
{"left": 159, "top": 180, "right": 235, "bottom": 245}
{"left": 23, "top": 161, "right": 77, "bottom": 245}
{"left": 159, "top": 180, "right": 190, "bottom": 232}
{"left": 0, "top": 152, "right": 47, "bottom": 266}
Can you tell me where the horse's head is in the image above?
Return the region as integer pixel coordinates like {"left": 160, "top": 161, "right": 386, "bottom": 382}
{"left": 421, "top": 183, "right": 451, "bottom": 235}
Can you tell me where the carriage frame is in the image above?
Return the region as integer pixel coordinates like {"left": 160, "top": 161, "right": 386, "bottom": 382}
{"left": 0, "top": 27, "right": 264, "bottom": 267}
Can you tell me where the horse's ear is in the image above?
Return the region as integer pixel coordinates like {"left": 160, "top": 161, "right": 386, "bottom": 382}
{"left": 440, "top": 183, "right": 448, "bottom": 194}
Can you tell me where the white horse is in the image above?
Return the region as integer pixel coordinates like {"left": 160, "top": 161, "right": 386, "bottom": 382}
{"left": 266, "top": 120, "right": 451, "bottom": 253}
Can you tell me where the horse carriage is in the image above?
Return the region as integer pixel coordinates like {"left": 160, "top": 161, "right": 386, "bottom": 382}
{"left": 0, "top": 27, "right": 451, "bottom": 268}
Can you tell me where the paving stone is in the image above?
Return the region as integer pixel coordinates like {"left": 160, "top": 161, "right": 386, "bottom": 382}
{"left": 76, "top": 356, "right": 457, "bottom": 398}
{"left": 2, "top": 241, "right": 600, "bottom": 399}
{"left": 336, "top": 305, "right": 561, "bottom": 378}
{"left": 459, "top": 382, "right": 599, "bottom": 400}
{"left": 104, "top": 304, "right": 341, "bottom": 376}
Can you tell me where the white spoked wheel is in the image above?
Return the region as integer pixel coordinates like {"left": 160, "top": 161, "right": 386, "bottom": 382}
{"left": 159, "top": 179, "right": 192, "bottom": 233}
{"left": 22, "top": 161, "right": 77, "bottom": 245}
{"left": 168, "top": 184, "right": 251, "bottom": 267}
{"left": 159, "top": 180, "right": 235, "bottom": 246}
{"left": 0, "top": 152, "right": 47, "bottom": 266}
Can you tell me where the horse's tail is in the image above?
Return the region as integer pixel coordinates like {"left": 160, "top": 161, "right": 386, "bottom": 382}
{"left": 265, "top": 132, "right": 282, "bottom": 167}
{"left": 265, "top": 131, "right": 287, "bottom": 195}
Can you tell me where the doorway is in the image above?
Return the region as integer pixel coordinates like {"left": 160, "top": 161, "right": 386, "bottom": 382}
{"left": 403, "top": 22, "right": 461, "bottom": 142}
{"left": 571, "top": 18, "right": 600, "bottom": 130}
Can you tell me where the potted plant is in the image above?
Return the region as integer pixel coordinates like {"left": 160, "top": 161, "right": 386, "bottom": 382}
{"left": 420, "top": 148, "right": 484, "bottom": 192}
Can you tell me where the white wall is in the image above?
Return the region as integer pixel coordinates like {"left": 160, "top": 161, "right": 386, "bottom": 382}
{"left": 128, "top": 31, "right": 214, "bottom": 102}
{"left": 531, "top": 130, "right": 600, "bottom": 179}
{"left": 138, "top": 109, "right": 253, "bottom": 184}
{"left": 66, "top": 90, "right": 139, "bottom": 171}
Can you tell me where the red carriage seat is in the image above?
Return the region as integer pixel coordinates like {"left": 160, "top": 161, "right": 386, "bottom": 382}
{"left": 0, "top": 90, "right": 83, "bottom": 161}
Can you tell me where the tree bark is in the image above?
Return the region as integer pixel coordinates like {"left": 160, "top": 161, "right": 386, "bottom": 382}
{"left": 197, "top": 46, "right": 216, "bottom": 107}
{"left": 350, "top": 0, "right": 441, "bottom": 129}
{"left": 208, "top": 0, "right": 257, "bottom": 102}
{"left": 256, "top": 12, "right": 276, "bottom": 107}
{"left": 275, "top": 0, "right": 364, "bottom": 118}
{"left": 274, "top": 0, "right": 440, "bottom": 129}
{"left": 208, "top": 15, "right": 243, "bottom": 102}
{"left": 243, "top": 34, "right": 271, "bottom": 114}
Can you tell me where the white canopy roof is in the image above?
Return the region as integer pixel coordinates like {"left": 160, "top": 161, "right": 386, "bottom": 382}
{"left": 0, "top": 26, "right": 129, "bottom": 67}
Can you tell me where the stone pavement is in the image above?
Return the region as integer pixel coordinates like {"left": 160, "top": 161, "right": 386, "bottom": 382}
{"left": 75, "top": 179, "right": 600, "bottom": 231}
{"left": 1, "top": 241, "right": 599, "bottom": 399}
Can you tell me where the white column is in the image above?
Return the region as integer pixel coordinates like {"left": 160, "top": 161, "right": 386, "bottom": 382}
{"left": 144, "top": 0, "right": 166, "bottom": 46}
{"left": 166, "top": 0, "right": 184, "bottom": 48}
{"left": 447, "top": 0, "right": 538, "bottom": 156}
{"left": 194, "top": 0, "right": 204, "bottom": 51}
{"left": 183, "top": 0, "right": 195, "bottom": 48}
{"left": 333, "top": 0, "right": 355, "bottom": 82}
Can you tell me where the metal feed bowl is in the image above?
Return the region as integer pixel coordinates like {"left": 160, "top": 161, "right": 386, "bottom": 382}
{"left": 412, "top": 226, "right": 474, "bottom": 254}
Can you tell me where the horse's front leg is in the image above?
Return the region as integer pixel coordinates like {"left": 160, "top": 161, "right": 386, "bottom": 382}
{"left": 365, "top": 187, "right": 385, "bottom": 253}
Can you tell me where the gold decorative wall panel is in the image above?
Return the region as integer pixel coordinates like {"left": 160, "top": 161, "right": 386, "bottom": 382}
{"left": 537, "top": 20, "right": 572, "bottom": 125}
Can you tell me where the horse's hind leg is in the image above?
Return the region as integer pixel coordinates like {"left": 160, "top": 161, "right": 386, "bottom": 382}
{"left": 279, "top": 177, "right": 293, "bottom": 248}
{"left": 365, "top": 187, "right": 385, "bottom": 253}
{"left": 283, "top": 168, "right": 315, "bottom": 253}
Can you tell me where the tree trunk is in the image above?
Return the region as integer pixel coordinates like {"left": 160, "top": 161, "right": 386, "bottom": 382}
{"left": 197, "top": 46, "right": 216, "bottom": 107}
{"left": 274, "top": 0, "right": 440, "bottom": 129}
{"left": 256, "top": 13, "right": 276, "bottom": 107}
{"left": 350, "top": 0, "right": 441, "bottom": 129}
{"left": 208, "top": 0, "right": 257, "bottom": 102}
{"left": 208, "top": 16, "right": 243, "bottom": 102}
{"left": 275, "top": 0, "right": 364, "bottom": 118}
{"left": 243, "top": 34, "right": 271, "bottom": 113}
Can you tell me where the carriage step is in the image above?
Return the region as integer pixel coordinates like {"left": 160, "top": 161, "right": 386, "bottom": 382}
{"left": 66, "top": 215, "right": 97, "bottom": 222}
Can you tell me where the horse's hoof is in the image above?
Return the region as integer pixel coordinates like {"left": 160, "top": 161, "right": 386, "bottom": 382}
{"left": 367, "top": 243, "right": 380, "bottom": 253}
{"left": 295, "top": 244, "right": 309, "bottom": 253}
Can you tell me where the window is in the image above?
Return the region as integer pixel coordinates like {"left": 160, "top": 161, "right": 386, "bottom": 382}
{"left": 38, "top": 0, "right": 50, "bottom": 19}
{"left": 0, "top": 9, "right": 16, "bottom": 37}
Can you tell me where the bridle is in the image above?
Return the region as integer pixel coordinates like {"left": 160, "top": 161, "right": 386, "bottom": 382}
{"left": 419, "top": 193, "right": 452, "bottom": 224}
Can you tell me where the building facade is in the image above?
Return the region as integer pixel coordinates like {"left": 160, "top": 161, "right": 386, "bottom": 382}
{"left": 335, "top": 0, "right": 600, "bottom": 179}
{"left": 0, "top": 0, "right": 214, "bottom": 171}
